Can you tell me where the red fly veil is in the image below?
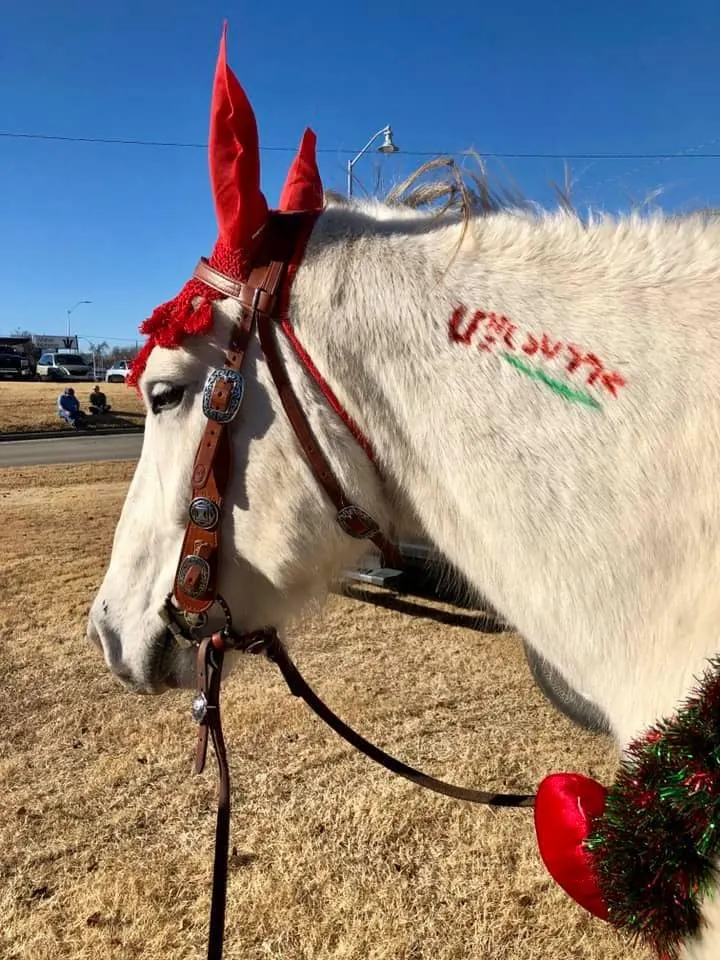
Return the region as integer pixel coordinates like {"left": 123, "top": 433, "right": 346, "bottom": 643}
{"left": 128, "top": 23, "right": 323, "bottom": 387}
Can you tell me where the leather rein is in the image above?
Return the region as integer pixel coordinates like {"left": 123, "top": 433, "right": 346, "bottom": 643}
{"left": 160, "top": 212, "right": 535, "bottom": 960}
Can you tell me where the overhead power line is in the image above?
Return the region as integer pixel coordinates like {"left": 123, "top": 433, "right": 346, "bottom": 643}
{"left": 2, "top": 129, "right": 720, "bottom": 161}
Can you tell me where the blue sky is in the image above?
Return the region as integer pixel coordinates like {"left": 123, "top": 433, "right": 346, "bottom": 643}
{"left": 2, "top": 0, "right": 720, "bottom": 346}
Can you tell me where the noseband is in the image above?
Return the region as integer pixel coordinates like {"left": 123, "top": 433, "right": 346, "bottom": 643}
{"left": 161, "top": 211, "right": 534, "bottom": 960}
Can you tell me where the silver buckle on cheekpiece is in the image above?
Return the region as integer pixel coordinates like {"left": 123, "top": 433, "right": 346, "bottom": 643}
{"left": 336, "top": 505, "right": 380, "bottom": 539}
{"left": 177, "top": 555, "right": 212, "bottom": 599}
{"left": 202, "top": 369, "right": 245, "bottom": 423}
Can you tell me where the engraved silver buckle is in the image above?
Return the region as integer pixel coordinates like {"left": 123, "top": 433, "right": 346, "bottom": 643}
{"left": 336, "top": 505, "right": 380, "bottom": 539}
{"left": 177, "top": 555, "right": 212, "bottom": 599}
{"left": 202, "top": 368, "right": 245, "bottom": 423}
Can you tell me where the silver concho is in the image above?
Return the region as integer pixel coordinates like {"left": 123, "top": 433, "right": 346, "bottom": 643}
{"left": 189, "top": 496, "right": 220, "bottom": 531}
{"left": 202, "top": 368, "right": 245, "bottom": 423}
{"left": 336, "top": 504, "right": 380, "bottom": 539}
{"left": 191, "top": 692, "right": 208, "bottom": 724}
{"left": 177, "top": 555, "right": 211, "bottom": 599}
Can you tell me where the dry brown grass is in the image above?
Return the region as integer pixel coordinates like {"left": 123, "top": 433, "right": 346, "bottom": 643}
{"left": 0, "top": 463, "right": 651, "bottom": 960}
{"left": 0, "top": 382, "right": 145, "bottom": 434}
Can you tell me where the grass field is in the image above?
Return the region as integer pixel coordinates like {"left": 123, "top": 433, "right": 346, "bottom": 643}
{"left": 0, "top": 381, "right": 145, "bottom": 434}
{"left": 0, "top": 462, "right": 651, "bottom": 960}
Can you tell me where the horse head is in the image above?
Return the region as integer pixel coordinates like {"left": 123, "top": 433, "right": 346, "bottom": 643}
{"left": 87, "top": 25, "right": 392, "bottom": 692}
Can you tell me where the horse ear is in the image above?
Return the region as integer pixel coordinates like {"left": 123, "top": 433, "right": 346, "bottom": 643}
{"left": 208, "top": 22, "right": 268, "bottom": 250}
{"left": 278, "top": 128, "right": 324, "bottom": 212}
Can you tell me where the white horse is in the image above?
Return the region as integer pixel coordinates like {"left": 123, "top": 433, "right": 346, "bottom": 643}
{"left": 88, "top": 26, "right": 720, "bottom": 960}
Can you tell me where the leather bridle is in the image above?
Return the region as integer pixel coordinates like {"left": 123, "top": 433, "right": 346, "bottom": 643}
{"left": 159, "top": 210, "right": 535, "bottom": 960}
{"left": 169, "top": 211, "right": 399, "bottom": 628}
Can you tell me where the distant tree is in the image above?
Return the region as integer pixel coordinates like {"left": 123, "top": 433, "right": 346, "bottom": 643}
{"left": 84, "top": 340, "right": 110, "bottom": 358}
{"left": 9, "top": 328, "right": 39, "bottom": 361}
{"left": 106, "top": 345, "right": 137, "bottom": 363}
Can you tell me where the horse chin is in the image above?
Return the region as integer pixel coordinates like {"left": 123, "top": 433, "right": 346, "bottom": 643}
{"left": 148, "top": 635, "right": 245, "bottom": 693}
{"left": 151, "top": 639, "right": 200, "bottom": 692}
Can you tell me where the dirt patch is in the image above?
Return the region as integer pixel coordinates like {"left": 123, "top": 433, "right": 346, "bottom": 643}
{"left": 0, "top": 382, "right": 145, "bottom": 435}
{"left": 0, "top": 462, "right": 650, "bottom": 960}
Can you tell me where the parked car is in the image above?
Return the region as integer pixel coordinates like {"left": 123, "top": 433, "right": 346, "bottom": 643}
{"left": 36, "top": 351, "right": 91, "bottom": 380}
{"left": 0, "top": 347, "right": 23, "bottom": 379}
{"left": 105, "top": 360, "right": 133, "bottom": 383}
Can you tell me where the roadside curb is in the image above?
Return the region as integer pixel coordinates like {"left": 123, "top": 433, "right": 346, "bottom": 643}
{"left": 0, "top": 427, "right": 145, "bottom": 443}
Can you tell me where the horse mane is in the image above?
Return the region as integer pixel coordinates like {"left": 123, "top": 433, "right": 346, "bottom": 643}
{"left": 329, "top": 153, "right": 576, "bottom": 219}
{"left": 338, "top": 152, "right": 720, "bottom": 229}
{"left": 324, "top": 154, "right": 582, "bottom": 277}
{"left": 132, "top": 152, "right": 715, "bottom": 386}
{"left": 325, "top": 153, "right": 582, "bottom": 271}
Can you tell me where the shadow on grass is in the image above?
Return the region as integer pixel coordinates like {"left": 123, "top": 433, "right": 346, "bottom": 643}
{"left": 87, "top": 409, "right": 145, "bottom": 429}
{"left": 46, "top": 409, "right": 145, "bottom": 434}
{"left": 338, "top": 581, "right": 510, "bottom": 634}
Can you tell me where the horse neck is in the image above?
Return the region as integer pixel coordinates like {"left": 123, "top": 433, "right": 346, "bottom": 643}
{"left": 292, "top": 205, "right": 720, "bottom": 545}
{"left": 291, "top": 208, "right": 582, "bottom": 533}
{"left": 290, "top": 208, "right": 720, "bottom": 746}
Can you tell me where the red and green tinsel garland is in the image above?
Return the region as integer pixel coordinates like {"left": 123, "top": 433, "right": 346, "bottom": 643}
{"left": 585, "top": 656, "right": 720, "bottom": 959}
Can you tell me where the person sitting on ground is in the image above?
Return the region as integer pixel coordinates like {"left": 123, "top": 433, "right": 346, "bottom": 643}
{"left": 89, "top": 384, "right": 111, "bottom": 415}
{"left": 56, "top": 387, "right": 87, "bottom": 428}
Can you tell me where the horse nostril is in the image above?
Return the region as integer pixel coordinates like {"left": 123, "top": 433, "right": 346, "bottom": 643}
{"left": 87, "top": 620, "right": 102, "bottom": 651}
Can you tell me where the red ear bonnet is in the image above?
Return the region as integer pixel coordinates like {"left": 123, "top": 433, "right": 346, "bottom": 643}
{"left": 128, "top": 24, "right": 269, "bottom": 386}
{"left": 128, "top": 24, "right": 322, "bottom": 389}
{"left": 208, "top": 23, "right": 268, "bottom": 249}
{"left": 278, "top": 128, "right": 324, "bottom": 212}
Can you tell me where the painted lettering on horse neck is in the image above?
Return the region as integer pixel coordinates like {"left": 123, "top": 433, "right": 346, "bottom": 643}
{"left": 448, "top": 304, "right": 627, "bottom": 408}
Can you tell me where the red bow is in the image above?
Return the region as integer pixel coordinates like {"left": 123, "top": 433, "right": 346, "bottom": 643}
{"left": 534, "top": 773, "right": 609, "bottom": 920}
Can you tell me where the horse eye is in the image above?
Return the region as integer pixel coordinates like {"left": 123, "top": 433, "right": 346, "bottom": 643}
{"left": 150, "top": 385, "right": 185, "bottom": 415}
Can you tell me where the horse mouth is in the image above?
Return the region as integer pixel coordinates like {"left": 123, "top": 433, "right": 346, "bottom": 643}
{"left": 103, "top": 633, "right": 196, "bottom": 695}
{"left": 149, "top": 632, "right": 199, "bottom": 692}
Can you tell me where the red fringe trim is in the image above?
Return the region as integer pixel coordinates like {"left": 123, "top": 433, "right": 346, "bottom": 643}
{"left": 127, "top": 239, "right": 249, "bottom": 389}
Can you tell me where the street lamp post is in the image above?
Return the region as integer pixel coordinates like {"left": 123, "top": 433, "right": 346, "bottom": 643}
{"left": 347, "top": 125, "right": 399, "bottom": 198}
{"left": 66, "top": 300, "right": 92, "bottom": 341}
{"left": 77, "top": 338, "right": 99, "bottom": 381}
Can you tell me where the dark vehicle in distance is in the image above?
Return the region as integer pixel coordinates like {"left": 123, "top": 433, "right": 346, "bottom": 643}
{"left": 0, "top": 347, "right": 23, "bottom": 379}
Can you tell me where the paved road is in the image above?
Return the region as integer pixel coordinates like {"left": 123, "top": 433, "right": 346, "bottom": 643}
{"left": 0, "top": 433, "right": 144, "bottom": 468}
